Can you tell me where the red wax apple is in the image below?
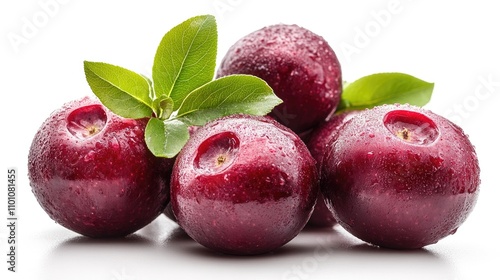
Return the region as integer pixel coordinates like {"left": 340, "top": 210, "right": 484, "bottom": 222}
{"left": 322, "top": 104, "right": 480, "bottom": 249}
{"left": 28, "top": 97, "right": 173, "bottom": 238}
{"left": 306, "top": 111, "right": 358, "bottom": 227}
{"left": 217, "top": 24, "right": 342, "bottom": 133}
{"left": 170, "top": 115, "right": 318, "bottom": 255}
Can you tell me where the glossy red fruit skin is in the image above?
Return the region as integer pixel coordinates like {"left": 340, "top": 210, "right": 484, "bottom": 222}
{"left": 322, "top": 104, "right": 480, "bottom": 249}
{"left": 305, "top": 192, "right": 336, "bottom": 228}
{"left": 306, "top": 111, "right": 358, "bottom": 227}
{"left": 28, "top": 97, "right": 173, "bottom": 238}
{"left": 171, "top": 115, "right": 318, "bottom": 255}
{"left": 308, "top": 111, "right": 359, "bottom": 176}
{"left": 163, "top": 126, "right": 200, "bottom": 224}
{"left": 217, "top": 24, "right": 342, "bottom": 134}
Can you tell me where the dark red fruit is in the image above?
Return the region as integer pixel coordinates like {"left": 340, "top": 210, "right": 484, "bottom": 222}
{"left": 28, "top": 97, "right": 173, "bottom": 238}
{"left": 217, "top": 24, "right": 342, "bottom": 134}
{"left": 305, "top": 193, "right": 336, "bottom": 228}
{"left": 170, "top": 115, "right": 318, "bottom": 255}
{"left": 322, "top": 104, "right": 480, "bottom": 249}
{"left": 306, "top": 111, "right": 358, "bottom": 227}
{"left": 308, "top": 111, "right": 359, "bottom": 174}
{"left": 163, "top": 125, "right": 200, "bottom": 224}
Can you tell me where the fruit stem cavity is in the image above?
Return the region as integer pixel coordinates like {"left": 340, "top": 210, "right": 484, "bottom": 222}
{"left": 397, "top": 127, "right": 410, "bottom": 141}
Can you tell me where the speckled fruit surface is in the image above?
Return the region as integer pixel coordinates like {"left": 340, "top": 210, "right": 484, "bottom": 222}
{"left": 28, "top": 97, "right": 173, "bottom": 238}
{"left": 321, "top": 104, "right": 480, "bottom": 249}
{"left": 217, "top": 24, "right": 342, "bottom": 133}
{"left": 170, "top": 115, "right": 318, "bottom": 255}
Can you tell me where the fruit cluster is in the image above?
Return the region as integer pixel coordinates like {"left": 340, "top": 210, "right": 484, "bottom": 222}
{"left": 28, "top": 15, "right": 480, "bottom": 255}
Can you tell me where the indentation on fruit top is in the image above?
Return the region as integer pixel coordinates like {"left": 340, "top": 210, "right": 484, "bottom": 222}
{"left": 383, "top": 110, "right": 439, "bottom": 145}
{"left": 194, "top": 132, "right": 240, "bottom": 173}
{"left": 67, "top": 105, "right": 107, "bottom": 139}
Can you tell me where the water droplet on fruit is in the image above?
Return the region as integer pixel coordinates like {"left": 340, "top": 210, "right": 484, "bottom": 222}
{"left": 110, "top": 136, "right": 120, "bottom": 152}
{"left": 69, "top": 151, "right": 81, "bottom": 166}
{"left": 429, "top": 155, "right": 444, "bottom": 170}
{"left": 95, "top": 141, "right": 104, "bottom": 150}
{"left": 84, "top": 151, "right": 96, "bottom": 162}
{"left": 118, "top": 188, "right": 125, "bottom": 197}
{"left": 279, "top": 176, "right": 286, "bottom": 186}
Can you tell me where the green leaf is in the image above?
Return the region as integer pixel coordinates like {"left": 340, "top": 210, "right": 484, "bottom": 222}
{"left": 141, "top": 74, "right": 155, "bottom": 99}
{"left": 152, "top": 15, "right": 217, "bottom": 109}
{"left": 84, "top": 61, "right": 153, "bottom": 118}
{"left": 337, "top": 73, "right": 434, "bottom": 112}
{"left": 145, "top": 118, "right": 189, "bottom": 158}
{"left": 175, "top": 75, "right": 282, "bottom": 126}
{"left": 153, "top": 96, "right": 174, "bottom": 120}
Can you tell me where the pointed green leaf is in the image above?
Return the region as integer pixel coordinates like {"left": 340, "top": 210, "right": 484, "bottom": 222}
{"left": 145, "top": 118, "right": 189, "bottom": 158}
{"left": 141, "top": 74, "right": 155, "bottom": 99}
{"left": 84, "top": 61, "right": 153, "bottom": 118}
{"left": 337, "top": 73, "right": 434, "bottom": 112}
{"left": 152, "top": 15, "right": 217, "bottom": 109}
{"left": 176, "top": 75, "right": 282, "bottom": 126}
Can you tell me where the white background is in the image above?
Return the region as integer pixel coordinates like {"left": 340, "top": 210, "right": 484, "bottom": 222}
{"left": 1, "top": 0, "right": 499, "bottom": 279}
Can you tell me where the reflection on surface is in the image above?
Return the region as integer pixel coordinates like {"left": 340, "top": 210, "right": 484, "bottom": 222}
{"left": 42, "top": 216, "right": 176, "bottom": 280}
{"left": 42, "top": 216, "right": 457, "bottom": 280}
